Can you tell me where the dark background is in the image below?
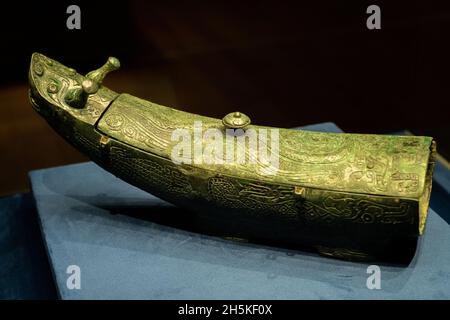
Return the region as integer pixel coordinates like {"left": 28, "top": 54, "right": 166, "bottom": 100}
{"left": 0, "top": 0, "right": 449, "bottom": 195}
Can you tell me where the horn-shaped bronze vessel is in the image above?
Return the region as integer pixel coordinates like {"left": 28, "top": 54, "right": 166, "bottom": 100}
{"left": 28, "top": 53, "right": 436, "bottom": 263}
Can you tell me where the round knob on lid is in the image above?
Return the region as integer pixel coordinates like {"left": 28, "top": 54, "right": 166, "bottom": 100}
{"left": 222, "top": 111, "right": 251, "bottom": 130}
